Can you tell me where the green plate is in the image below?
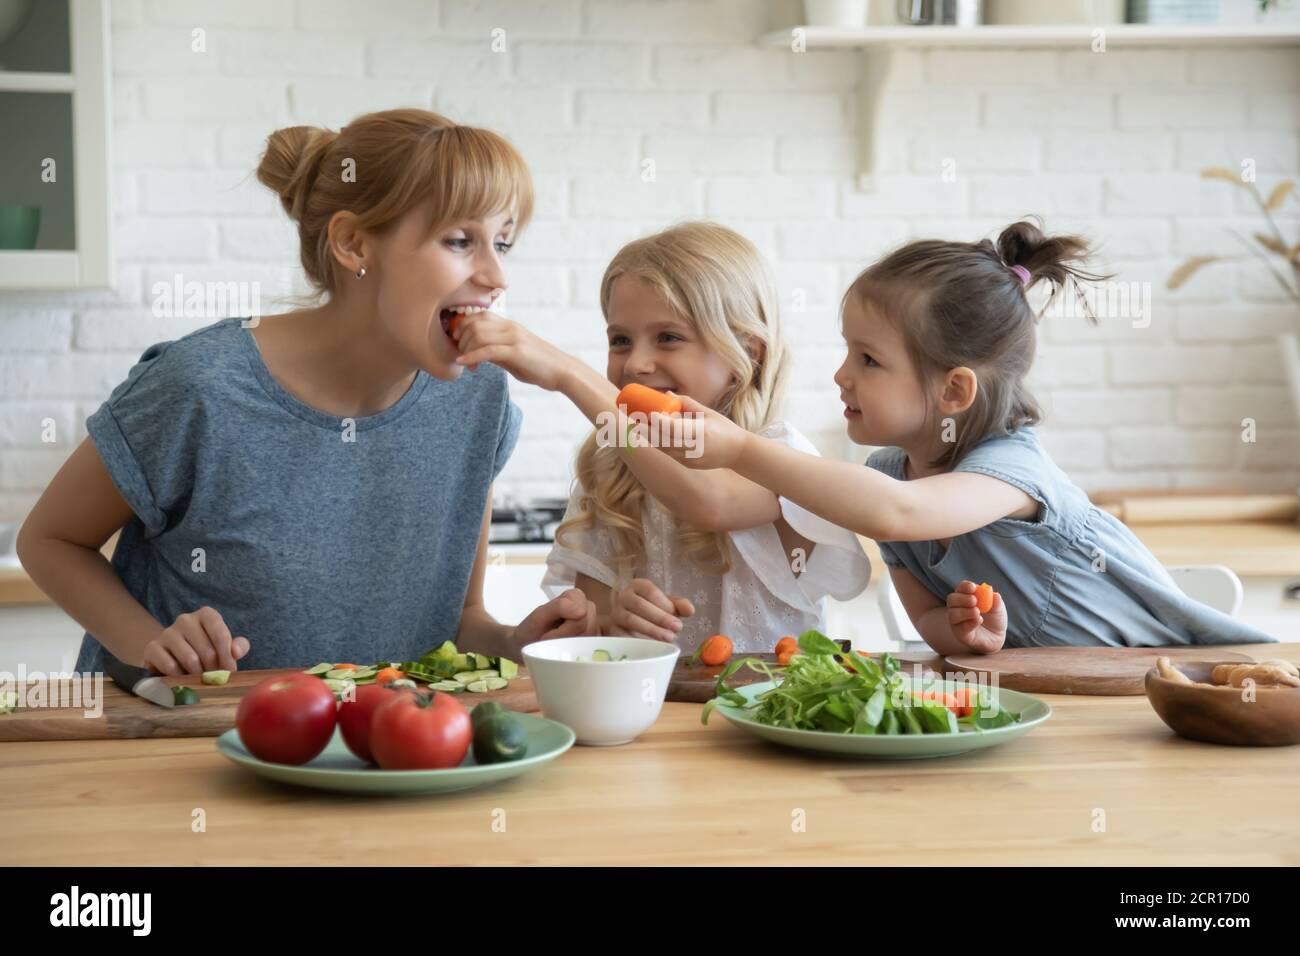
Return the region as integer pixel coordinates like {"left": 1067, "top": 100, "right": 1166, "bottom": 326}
{"left": 711, "top": 676, "right": 1051, "bottom": 759}
{"left": 216, "top": 715, "right": 574, "bottom": 794}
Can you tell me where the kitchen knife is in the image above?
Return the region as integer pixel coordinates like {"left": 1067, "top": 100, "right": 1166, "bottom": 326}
{"left": 101, "top": 652, "right": 175, "bottom": 708}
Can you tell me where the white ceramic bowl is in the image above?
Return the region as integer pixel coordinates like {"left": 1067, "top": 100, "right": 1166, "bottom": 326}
{"left": 522, "top": 636, "right": 680, "bottom": 746}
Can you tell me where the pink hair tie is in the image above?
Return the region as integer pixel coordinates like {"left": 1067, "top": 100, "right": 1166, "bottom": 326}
{"left": 1009, "top": 264, "right": 1031, "bottom": 286}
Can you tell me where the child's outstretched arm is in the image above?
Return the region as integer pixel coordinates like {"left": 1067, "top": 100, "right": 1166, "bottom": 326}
{"left": 454, "top": 313, "right": 781, "bottom": 533}
{"left": 656, "top": 395, "right": 1037, "bottom": 543}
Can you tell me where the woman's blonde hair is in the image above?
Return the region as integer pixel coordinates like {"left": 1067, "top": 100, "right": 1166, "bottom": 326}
{"left": 255, "top": 108, "right": 533, "bottom": 299}
{"left": 556, "top": 221, "right": 790, "bottom": 580}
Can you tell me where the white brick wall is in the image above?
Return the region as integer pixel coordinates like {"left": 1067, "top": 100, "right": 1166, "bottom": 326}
{"left": 1, "top": 0, "right": 1298, "bottom": 521}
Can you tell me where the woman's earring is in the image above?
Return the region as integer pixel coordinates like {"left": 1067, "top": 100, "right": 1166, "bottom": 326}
{"left": 355, "top": 266, "right": 366, "bottom": 280}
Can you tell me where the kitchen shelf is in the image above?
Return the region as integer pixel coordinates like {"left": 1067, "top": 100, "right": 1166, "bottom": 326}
{"left": 759, "top": 23, "right": 1300, "bottom": 49}
{"left": 760, "top": 23, "right": 1300, "bottom": 191}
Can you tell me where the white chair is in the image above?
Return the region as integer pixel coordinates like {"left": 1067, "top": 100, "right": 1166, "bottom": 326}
{"left": 877, "top": 563, "right": 1245, "bottom": 651}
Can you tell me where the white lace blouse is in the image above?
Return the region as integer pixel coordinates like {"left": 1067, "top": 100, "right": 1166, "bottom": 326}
{"left": 540, "top": 420, "right": 872, "bottom": 654}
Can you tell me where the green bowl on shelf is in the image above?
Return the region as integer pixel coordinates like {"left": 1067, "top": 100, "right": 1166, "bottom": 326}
{"left": 0, "top": 205, "right": 40, "bottom": 249}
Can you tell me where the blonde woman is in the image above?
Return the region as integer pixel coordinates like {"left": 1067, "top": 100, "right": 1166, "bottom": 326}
{"left": 18, "top": 109, "right": 596, "bottom": 677}
{"left": 453, "top": 222, "right": 872, "bottom": 653}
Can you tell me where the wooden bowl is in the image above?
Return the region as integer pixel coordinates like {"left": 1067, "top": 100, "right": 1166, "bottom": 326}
{"left": 1145, "top": 660, "right": 1300, "bottom": 747}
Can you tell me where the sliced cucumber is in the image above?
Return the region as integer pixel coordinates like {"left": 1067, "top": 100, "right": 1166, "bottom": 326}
{"left": 304, "top": 663, "right": 333, "bottom": 676}
{"left": 471, "top": 653, "right": 492, "bottom": 670}
{"left": 322, "top": 678, "right": 352, "bottom": 693}
{"left": 434, "top": 640, "right": 458, "bottom": 662}
{"left": 591, "top": 649, "right": 612, "bottom": 662}
{"left": 483, "top": 677, "right": 508, "bottom": 691}
{"left": 325, "top": 668, "right": 359, "bottom": 680}
{"left": 497, "top": 658, "right": 519, "bottom": 679}
{"left": 201, "top": 669, "right": 231, "bottom": 685}
{"left": 432, "top": 680, "right": 465, "bottom": 692}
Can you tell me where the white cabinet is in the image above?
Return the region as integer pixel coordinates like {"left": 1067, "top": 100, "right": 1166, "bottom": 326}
{"left": 0, "top": 0, "right": 112, "bottom": 289}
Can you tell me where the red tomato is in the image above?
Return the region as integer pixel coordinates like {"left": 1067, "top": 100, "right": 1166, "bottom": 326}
{"left": 236, "top": 673, "right": 337, "bottom": 765}
{"left": 337, "top": 682, "right": 417, "bottom": 763}
{"left": 369, "top": 690, "right": 472, "bottom": 770}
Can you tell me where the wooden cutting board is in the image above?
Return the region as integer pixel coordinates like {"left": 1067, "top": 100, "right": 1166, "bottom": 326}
{"left": 942, "top": 647, "right": 1256, "bottom": 697}
{"left": 666, "top": 651, "right": 944, "bottom": 704}
{"left": 0, "top": 667, "right": 539, "bottom": 742}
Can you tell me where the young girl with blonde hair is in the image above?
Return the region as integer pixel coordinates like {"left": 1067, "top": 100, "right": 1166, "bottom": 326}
{"left": 453, "top": 221, "right": 872, "bottom": 653}
{"left": 19, "top": 108, "right": 596, "bottom": 677}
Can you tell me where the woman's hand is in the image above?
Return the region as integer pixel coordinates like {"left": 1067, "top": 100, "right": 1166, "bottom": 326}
{"left": 511, "top": 588, "right": 598, "bottom": 652}
{"left": 143, "top": 606, "right": 251, "bottom": 676}
{"left": 646, "top": 393, "right": 751, "bottom": 471}
{"left": 453, "top": 311, "right": 574, "bottom": 392}
{"left": 946, "top": 580, "right": 1006, "bottom": 654}
{"left": 608, "top": 578, "right": 695, "bottom": 643}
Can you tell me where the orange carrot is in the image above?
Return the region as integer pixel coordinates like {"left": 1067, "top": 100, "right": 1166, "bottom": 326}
{"left": 699, "top": 634, "right": 733, "bottom": 667}
{"left": 774, "top": 636, "right": 797, "bottom": 656}
{"left": 375, "top": 667, "right": 404, "bottom": 685}
{"left": 953, "top": 686, "right": 981, "bottom": 718}
{"left": 617, "top": 383, "right": 682, "bottom": 419}
{"left": 974, "top": 582, "right": 996, "bottom": 615}
{"left": 333, "top": 663, "right": 358, "bottom": 671}
{"left": 913, "top": 690, "right": 960, "bottom": 714}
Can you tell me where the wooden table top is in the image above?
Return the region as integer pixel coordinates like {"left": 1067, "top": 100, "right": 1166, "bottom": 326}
{"left": 3, "top": 642, "right": 1298, "bottom": 866}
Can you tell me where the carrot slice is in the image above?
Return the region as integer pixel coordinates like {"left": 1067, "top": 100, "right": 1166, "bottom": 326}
{"left": 617, "top": 383, "right": 683, "bottom": 418}
{"left": 974, "top": 582, "right": 995, "bottom": 615}
{"left": 699, "top": 634, "right": 733, "bottom": 667}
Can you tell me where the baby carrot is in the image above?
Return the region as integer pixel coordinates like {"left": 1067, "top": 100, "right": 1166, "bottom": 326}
{"left": 774, "top": 636, "right": 797, "bottom": 656}
{"left": 616, "top": 383, "right": 682, "bottom": 418}
{"left": 698, "top": 634, "right": 733, "bottom": 667}
{"left": 974, "top": 582, "right": 996, "bottom": 615}
{"left": 375, "top": 667, "right": 404, "bottom": 685}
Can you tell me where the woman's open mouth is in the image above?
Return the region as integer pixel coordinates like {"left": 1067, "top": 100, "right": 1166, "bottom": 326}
{"left": 439, "top": 304, "right": 490, "bottom": 337}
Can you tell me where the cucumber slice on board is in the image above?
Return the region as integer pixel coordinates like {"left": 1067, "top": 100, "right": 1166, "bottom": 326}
{"left": 304, "top": 663, "right": 333, "bottom": 676}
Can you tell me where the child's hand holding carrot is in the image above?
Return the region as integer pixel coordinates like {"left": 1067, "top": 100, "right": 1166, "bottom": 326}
{"left": 646, "top": 393, "right": 752, "bottom": 469}
{"left": 946, "top": 580, "right": 1006, "bottom": 654}
{"left": 608, "top": 578, "right": 695, "bottom": 643}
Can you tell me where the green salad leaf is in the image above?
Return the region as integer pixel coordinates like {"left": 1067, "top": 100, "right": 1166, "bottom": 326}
{"left": 701, "top": 629, "right": 1019, "bottom": 736}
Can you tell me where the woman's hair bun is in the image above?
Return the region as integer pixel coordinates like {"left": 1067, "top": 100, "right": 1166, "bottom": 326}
{"left": 255, "top": 125, "right": 336, "bottom": 222}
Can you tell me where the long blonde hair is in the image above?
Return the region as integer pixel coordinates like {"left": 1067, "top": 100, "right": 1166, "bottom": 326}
{"left": 556, "top": 222, "right": 790, "bottom": 579}
{"left": 255, "top": 108, "right": 533, "bottom": 299}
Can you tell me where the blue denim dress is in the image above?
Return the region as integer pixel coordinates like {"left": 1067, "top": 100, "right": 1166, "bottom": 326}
{"left": 867, "top": 428, "right": 1278, "bottom": 648}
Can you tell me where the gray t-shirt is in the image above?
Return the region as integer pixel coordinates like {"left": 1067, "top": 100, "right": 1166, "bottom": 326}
{"left": 867, "top": 428, "right": 1277, "bottom": 648}
{"left": 75, "top": 317, "right": 522, "bottom": 673}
